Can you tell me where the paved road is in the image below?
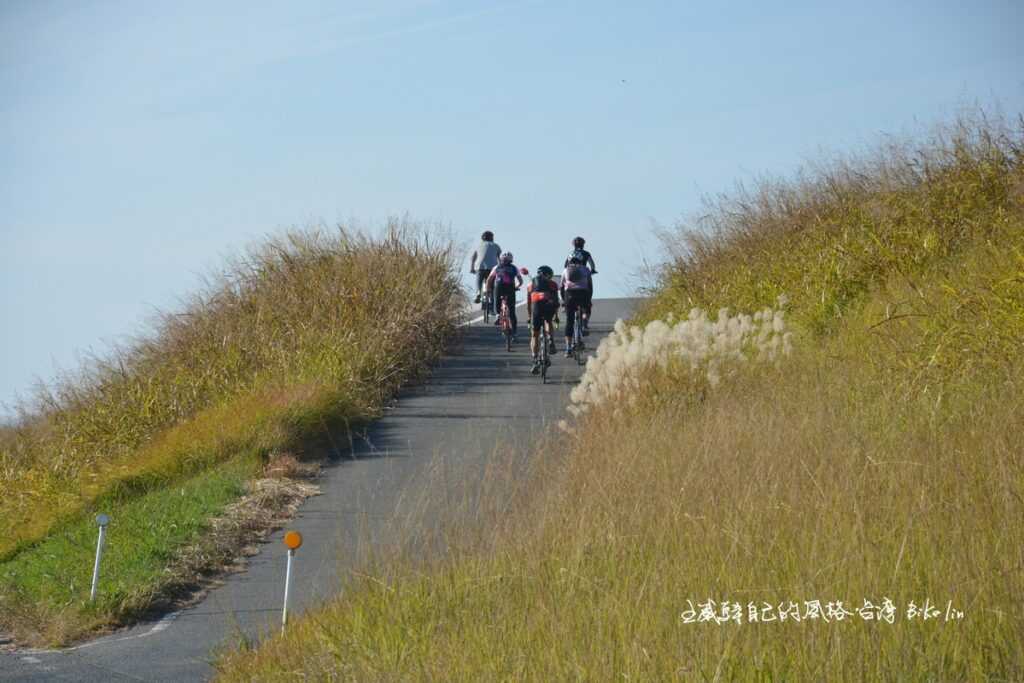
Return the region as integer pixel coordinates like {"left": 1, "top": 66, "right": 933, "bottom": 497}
{"left": 2, "top": 298, "right": 638, "bottom": 682}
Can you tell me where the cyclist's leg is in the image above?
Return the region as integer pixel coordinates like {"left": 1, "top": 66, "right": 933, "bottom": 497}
{"left": 530, "top": 305, "right": 544, "bottom": 372}
{"left": 502, "top": 288, "right": 515, "bottom": 329}
{"left": 476, "top": 270, "right": 487, "bottom": 301}
{"left": 536, "top": 307, "right": 544, "bottom": 356}
{"left": 494, "top": 286, "right": 506, "bottom": 325}
{"left": 582, "top": 289, "right": 593, "bottom": 333}
{"left": 544, "top": 307, "right": 556, "bottom": 359}
{"left": 546, "top": 311, "right": 557, "bottom": 354}
{"left": 564, "top": 295, "right": 577, "bottom": 352}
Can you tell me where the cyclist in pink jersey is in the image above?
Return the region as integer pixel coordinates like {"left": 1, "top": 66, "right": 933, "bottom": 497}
{"left": 485, "top": 252, "right": 523, "bottom": 340}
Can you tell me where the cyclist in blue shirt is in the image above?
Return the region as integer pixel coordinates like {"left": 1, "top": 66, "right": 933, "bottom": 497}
{"left": 470, "top": 230, "right": 502, "bottom": 305}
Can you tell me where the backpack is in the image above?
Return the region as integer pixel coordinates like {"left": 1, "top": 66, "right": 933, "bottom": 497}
{"left": 495, "top": 265, "right": 516, "bottom": 286}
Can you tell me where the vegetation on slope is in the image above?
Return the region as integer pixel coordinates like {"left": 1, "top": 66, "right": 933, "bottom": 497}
{"left": 218, "top": 113, "right": 1023, "bottom": 680}
{"left": 0, "top": 222, "right": 462, "bottom": 644}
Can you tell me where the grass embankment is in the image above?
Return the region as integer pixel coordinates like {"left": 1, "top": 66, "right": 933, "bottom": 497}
{"left": 219, "top": 114, "right": 1024, "bottom": 680}
{"left": 0, "top": 223, "right": 462, "bottom": 645}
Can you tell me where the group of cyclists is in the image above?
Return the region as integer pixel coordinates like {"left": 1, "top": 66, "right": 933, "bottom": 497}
{"left": 469, "top": 230, "right": 596, "bottom": 374}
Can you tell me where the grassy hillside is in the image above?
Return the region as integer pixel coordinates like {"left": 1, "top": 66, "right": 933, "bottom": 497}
{"left": 0, "top": 222, "right": 463, "bottom": 645}
{"left": 217, "top": 114, "right": 1023, "bottom": 680}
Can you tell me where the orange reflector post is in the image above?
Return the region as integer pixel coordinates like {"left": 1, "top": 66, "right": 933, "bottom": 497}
{"left": 284, "top": 530, "right": 303, "bottom": 550}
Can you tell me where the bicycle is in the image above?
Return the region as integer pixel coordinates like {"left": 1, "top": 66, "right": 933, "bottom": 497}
{"left": 499, "top": 297, "right": 514, "bottom": 351}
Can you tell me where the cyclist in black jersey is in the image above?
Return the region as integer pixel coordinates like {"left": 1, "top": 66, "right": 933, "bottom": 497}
{"left": 526, "top": 265, "right": 559, "bottom": 373}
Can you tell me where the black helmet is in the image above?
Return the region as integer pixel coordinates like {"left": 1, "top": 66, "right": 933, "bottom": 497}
{"left": 481, "top": 230, "right": 494, "bottom": 241}
{"left": 538, "top": 265, "right": 554, "bottom": 278}
{"left": 572, "top": 236, "right": 585, "bottom": 248}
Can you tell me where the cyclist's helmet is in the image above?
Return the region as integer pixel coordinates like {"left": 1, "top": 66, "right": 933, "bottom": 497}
{"left": 520, "top": 267, "right": 530, "bottom": 275}
{"left": 500, "top": 251, "right": 514, "bottom": 264}
{"left": 572, "top": 236, "right": 585, "bottom": 248}
{"left": 538, "top": 265, "right": 554, "bottom": 278}
{"left": 481, "top": 230, "right": 494, "bottom": 241}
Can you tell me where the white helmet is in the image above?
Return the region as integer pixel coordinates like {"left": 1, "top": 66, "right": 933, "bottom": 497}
{"left": 500, "top": 251, "right": 513, "bottom": 264}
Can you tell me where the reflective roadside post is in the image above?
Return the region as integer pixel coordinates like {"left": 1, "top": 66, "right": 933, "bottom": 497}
{"left": 281, "top": 530, "right": 302, "bottom": 630}
{"left": 90, "top": 513, "right": 110, "bottom": 602}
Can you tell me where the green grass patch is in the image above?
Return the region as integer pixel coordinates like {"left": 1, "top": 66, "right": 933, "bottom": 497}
{"left": 1, "top": 457, "right": 256, "bottom": 643}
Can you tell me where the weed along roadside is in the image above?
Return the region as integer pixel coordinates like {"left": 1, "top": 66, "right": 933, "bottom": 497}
{"left": 0, "top": 221, "right": 465, "bottom": 647}
{"left": 216, "top": 113, "right": 1024, "bottom": 681}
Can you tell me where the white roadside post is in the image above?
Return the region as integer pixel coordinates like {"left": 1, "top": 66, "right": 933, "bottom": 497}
{"left": 90, "top": 513, "right": 110, "bottom": 602}
{"left": 281, "top": 530, "right": 303, "bottom": 630}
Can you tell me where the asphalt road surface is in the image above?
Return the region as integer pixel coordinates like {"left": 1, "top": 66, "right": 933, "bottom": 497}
{"left": 2, "top": 298, "right": 639, "bottom": 682}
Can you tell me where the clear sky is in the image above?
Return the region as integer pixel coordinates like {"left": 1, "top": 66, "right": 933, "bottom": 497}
{"left": 2, "top": 0, "right": 1022, "bottom": 413}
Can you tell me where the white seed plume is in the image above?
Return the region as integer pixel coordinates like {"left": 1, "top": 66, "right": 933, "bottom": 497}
{"left": 569, "top": 305, "right": 792, "bottom": 413}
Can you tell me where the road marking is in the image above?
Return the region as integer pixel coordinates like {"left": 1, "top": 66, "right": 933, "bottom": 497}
{"left": 23, "top": 611, "right": 181, "bottom": 655}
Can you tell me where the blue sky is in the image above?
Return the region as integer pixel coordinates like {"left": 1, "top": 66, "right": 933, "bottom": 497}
{"left": 2, "top": 0, "right": 1022, "bottom": 412}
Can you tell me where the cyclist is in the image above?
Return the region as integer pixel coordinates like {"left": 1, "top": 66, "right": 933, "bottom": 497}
{"left": 564, "top": 236, "right": 596, "bottom": 328}
{"left": 561, "top": 255, "right": 592, "bottom": 356}
{"left": 470, "top": 230, "right": 502, "bottom": 305}
{"left": 485, "top": 252, "right": 523, "bottom": 340}
{"left": 564, "top": 236, "right": 597, "bottom": 273}
{"left": 526, "top": 265, "right": 559, "bottom": 374}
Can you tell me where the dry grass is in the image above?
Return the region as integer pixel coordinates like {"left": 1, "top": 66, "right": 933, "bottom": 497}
{"left": 641, "top": 111, "right": 1024, "bottom": 343}
{"left": 1, "top": 221, "right": 460, "bottom": 556}
{"left": 0, "top": 219, "right": 463, "bottom": 645}
{"left": 217, "top": 111, "right": 1023, "bottom": 680}
{"left": 217, "top": 350, "right": 1023, "bottom": 681}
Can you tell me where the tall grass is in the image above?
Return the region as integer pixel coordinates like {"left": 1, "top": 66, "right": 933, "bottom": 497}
{"left": 216, "top": 112, "right": 1023, "bottom": 680}
{"left": 0, "top": 220, "right": 463, "bottom": 644}
{"left": 642, "top": 111, "right": 1023, "bottom": 340}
